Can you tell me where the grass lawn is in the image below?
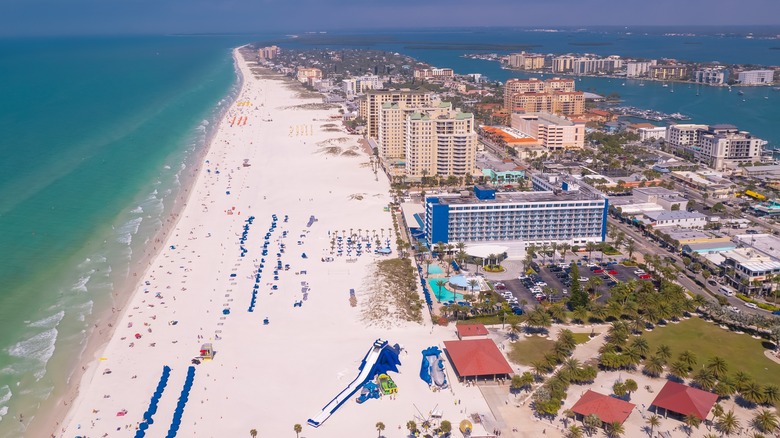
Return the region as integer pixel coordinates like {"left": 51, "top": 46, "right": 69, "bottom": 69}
{"left": 643, "top": 317, "right": 780, "bottom": 389}
{"left": 572, "top": 332, "right": 597, "bottom": 345}
{"left": 507, "top": 336, "right": 555, "bottom": 366}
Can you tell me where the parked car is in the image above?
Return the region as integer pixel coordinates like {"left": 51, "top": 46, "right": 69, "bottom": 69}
{"left": 608, "top": 270, "right": 618, "bottom": 275}
{"left": 633, "top": 270, "right": 646, "bottom": 275}
{"left": 639, "top": 274, "right": 652, "bottom": 280}
{"left": 745, "top": 302, "right": 758, "bottom": 309}
{"left": 593, "top": 269, "right": 604, "bottom": 274}
{"left": 772, "top": 310, "right": 780, "bottom": 315}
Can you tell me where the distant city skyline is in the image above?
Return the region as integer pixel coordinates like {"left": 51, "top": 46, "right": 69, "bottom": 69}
{"left": 2, "top": 0, "right": 780, "bottom": 36}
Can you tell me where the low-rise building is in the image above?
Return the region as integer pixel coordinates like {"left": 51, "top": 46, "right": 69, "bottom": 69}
{"left": 693, "top": 68, "right": 728, "bottom": 85}
{"left": 736, "top": 70, "right": 774, "bottom": 85}
{"left": 640, "top": 210, "right": 707, "bottom": 229}
{"left": 414, "top": 67, "right": 454, "bottom": 80}
{"left": 296, "top": 67, "right": 322, "bottom": 83}
{"left": 670, "top": 170, "right": 736, "bottom": 199}
{"left": 510, "top": 112, "right": 585, "bottom": 151}
{"left": 632, "top": 187, "right": 687, "bottom": 211}
{"left": 649, "top": 65, "right": 689, "bottom": 81}
{"left": 628, "top": 123, "right": 667, "bottom": 142}
{"left": 721, "top": 246, "right": 780, "bottom": 295}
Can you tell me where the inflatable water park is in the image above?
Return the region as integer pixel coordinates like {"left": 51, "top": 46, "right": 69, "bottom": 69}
{"left": 420, "top": 346, "right": 448, "bottom": 390}
{"left": 307, "top": 339, "right": 401, "bottom": 428}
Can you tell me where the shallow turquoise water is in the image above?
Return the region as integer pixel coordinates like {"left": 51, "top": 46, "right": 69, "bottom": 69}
{"left": 427, "top": 278, "right": 463, "bottom": 302}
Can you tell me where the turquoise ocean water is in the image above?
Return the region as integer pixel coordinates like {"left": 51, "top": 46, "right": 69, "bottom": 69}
{"left": 0, "top": 27, "right": 777, "bottom": 435}
{"left": 0, "top": 35, "right": 252, "bottom": 435}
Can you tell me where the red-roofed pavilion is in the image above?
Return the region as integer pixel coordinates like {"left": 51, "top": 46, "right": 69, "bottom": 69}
{"left": 570, "top": 390, "right": 635, "bottom": 425}
{"left": 651, "top": 381, "right": 718, "bottom": 420}
{"left": 443, "top": 339, "right": 513, "bottom": 381}
{"left": 456, "top": 323, "right": 489, "bottom": 340}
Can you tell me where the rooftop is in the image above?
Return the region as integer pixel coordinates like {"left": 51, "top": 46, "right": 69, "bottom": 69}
{"left": 432, "top": 190, "right": 601, "bottom": 206}
{"left": 722, "top": 247, "right": 780, "bottom": 273}
{"left": 651, "top": 381, "right": 718, "bottom": 420}
{"left": 443, "top": 339, "right": 513, "bottom": 378}
{"left": 456, "top": 324, "right": 489, "bottom": 338}
{"left": 733, "top": 234, "right": 780, "bottom": 259}
{"left": 644, "top": 210, "right": 707, "bottom": 221}
{"left": 571, "top": 390, "right": 635, "bottom": 424}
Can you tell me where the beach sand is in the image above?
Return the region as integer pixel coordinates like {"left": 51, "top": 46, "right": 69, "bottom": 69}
{"left": 50, "top": 47, "right": 494, "bottom": 438}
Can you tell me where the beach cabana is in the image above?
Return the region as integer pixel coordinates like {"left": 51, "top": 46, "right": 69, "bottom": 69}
{"left": 442, "top": 339, "right": 512, "bottom": 382}
{"left": 570, "top": 390, "right": 635, "bottom": 426}
{"left": 651, "top": 381, "right": 718, "bottom": 420}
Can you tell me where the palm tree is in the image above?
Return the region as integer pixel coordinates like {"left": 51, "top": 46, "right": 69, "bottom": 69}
{"left": 678, "top": 350, "right": 698, "bottom": 369}
{"left": 716, "top": 410, "right": 741, "bottom": 436}
{"left": 250, "top": 429, "right": 258, "bottom": 438}
{"left": 630, "top": 337, "right": 650, "bottom": 358}
{"left": 624, "top": 379, "right": 638, "bottom": 398}
{"left": 707, "top": 356, "right": 728, "bottom": 378}
{"left": 643, "top": 356, "right": 665, "bottom": 378}
{"left": 656, "top": 344, "right": 672, "bottom": 362}
{"left": 625, "top": 240, "right": 636, "bottom": 260}
{"left": 646, "top": 414, "right": 660, "bottom": 437}
{"left": 693, "top": 367, "right": 716, "bottom": 391}
{"left": 294, "top": 424, "right": 302, "bottom": 438}
{"left": 606, "top": 421, "right": 625, "bottom": 438}
{"left": 763, "top": 384, "right": 780, "bottom": 405}
{"left": 376, "top": 421, "right": 385, "bottom": 437}
{"left": 669, "top": 361, "right": 690, "bottom": 380}
{"left": 567, "top": 424, "right": 584, "bottom": 438}
{"left": 583, "top": 414, "right": 602, "bottom": 437}
{"left": 572, "top": 307, "right": 589, "bottom": 325}
{"left": 435, "top": 279, "right": 446, "bottom": 303}
{"left": 741, "top": 381, "right": 765, "bottom": 405}
{"left": 711, "top": 403, "right": 725, "bottom": 422}
{"left": 753, "top": 409, "right": 779, "bottom": 433}
{"left": 467, "top": 278, "right": 479, "bottom": 295}
{"left": 683, "top": 413, "right": 701, "bottom": 436}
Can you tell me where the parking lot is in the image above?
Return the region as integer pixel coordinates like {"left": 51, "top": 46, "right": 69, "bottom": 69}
{"left": 492, "top": 261, "right": 642, "bottom": 310}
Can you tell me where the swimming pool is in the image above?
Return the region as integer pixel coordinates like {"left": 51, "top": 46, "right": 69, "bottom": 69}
{"left": 427, "top": 278, "right": 463, "bottom": 302}
{"left": 427, "top": 264, "right": 443, "bottom": 275}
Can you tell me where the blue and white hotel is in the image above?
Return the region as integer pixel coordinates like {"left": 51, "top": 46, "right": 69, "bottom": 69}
{"left": 424, "top": 174, "right": 608, "bottom": 256}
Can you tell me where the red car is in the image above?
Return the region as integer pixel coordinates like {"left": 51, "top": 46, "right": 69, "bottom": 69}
{"left": 639, "top": 274, "right": 652, "bottom": 280}
{"left": 608, "top": 270, "right": 618, "bottom": 275}
{"left": 593, "top": 269, "right": 604, "bottom": 274}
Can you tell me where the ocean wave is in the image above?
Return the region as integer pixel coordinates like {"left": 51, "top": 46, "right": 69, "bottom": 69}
{"left": 28, "top": 311, "right": 65, "bottom": 330}
{"left": 163, "top": 165, "right": 171, "bottom": 170}
{"left": 7, "top": 328, "right": 58, "bottom": 380}
{"left": 70, "top": 272, "right": 95, "bottom": 293}
{"left": 130, "top": 206, "right": 143, "bottom": 214}
{"left": 115, "top": 217, "right": 143, "bottom": 245}
{"left": 0, "top": 385, "right": 10, "bottom": 422}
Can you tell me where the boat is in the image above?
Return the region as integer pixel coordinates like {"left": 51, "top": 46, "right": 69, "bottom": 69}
{"left": 737, "top": 90, "right": 744, "bottom": 96}
{"left": 662, "top": 82, "right": 669, "bottom": 88}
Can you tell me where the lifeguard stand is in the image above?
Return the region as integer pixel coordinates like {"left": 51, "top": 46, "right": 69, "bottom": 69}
{"left": 200, "top": 343, "right": 214, "bottom": 360}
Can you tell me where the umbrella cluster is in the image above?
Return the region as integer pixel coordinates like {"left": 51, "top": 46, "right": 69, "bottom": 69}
{"left": 134, "top": 365, "right": 171, "bottom": 437}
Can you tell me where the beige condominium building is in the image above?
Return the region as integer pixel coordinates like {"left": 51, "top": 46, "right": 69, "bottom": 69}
{"left": 508, "top": 52, "right": 546, "bottom": 70}
{"left": 257, "top": 45, "right": 280, "bottom": 60}
{"left": 504, "top": 78, "right": 583, "bottom": 115}
{"left": 360, "top": 90, "right": 433, "bottom": 140}
{"left": 511, "top": 112, "right": 585, "bottom": 151}
{"left": 378, "top": 100, "right": 450, "bottom": 162}
{"left": 667, "top": 124, "right": 766, "bottom": 170}
{"left": 405, "top": 107, "right": 477, "bottom": 178}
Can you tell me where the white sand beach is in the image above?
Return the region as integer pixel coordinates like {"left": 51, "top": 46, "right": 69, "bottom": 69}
{"left": 50, "top": 47, "right": 494, "bottom": 438}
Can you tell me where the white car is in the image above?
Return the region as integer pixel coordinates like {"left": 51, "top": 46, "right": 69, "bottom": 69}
{"left": 745, "top": 302, "right": 758, "bottom": 309}
{"left": 633, "top": 269, "right": 645, "bottom": 275}
{"left": 579, "top": 277, "right": 588, "bottom": 282}
{"left": 535, "top": 281, "right": 547, "bottom": 287}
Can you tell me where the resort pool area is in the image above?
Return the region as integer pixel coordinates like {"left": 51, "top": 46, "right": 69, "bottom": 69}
{"left": 427, "top": 265, "right": 443, "bottom": 275}
{"left": 427, "top": 278, "right": 463, "bottom": 302}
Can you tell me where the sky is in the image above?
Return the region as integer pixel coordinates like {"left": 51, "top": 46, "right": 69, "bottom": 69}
{"left": 2, "top": 0, "right": 780, "bottom": 36}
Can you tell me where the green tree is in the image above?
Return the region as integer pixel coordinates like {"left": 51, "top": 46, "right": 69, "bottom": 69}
{"left": 678, "top": 350, "right": 698, "bottom": 369}
{"left": 707, "top": 356, "right": 728, "bottom": 379}
{"left": 376, "top": 421, "right": 385, "bottom": 437}
{"left": 294, "top": 424, "right": 302, "bottom": 438}
{"left": 670, "top": 361, "right": 690, "bottom": 380}
{"left": 606, "top": 421, "right": 625, "bottom": 438}
{"left": 569, "top": 263, "right": 590, "bottom": 310}
{"left": 583, "top": 414, "right": 602, "bottom": 437}
{"left": 753, "top": 409, "right": 779, "bottom": 433}
{"left": 716, "top": 410, "right": 741, "bottom": 436}
{"left": 646, "top": 415, "right": 660, "bottom": 437}
{"left": 741, "top": 381, "right": 765, "bottom": 405}
{"left": 656, "top": 344, "right": 672, "bottom": 362}
{"left": 643, "top": 356, "right": 665, "bottom": 378}
{"left": 763, "top": 384, "right": 780, "bottom": 405}
{"left": 434, "top": 279, "right": 447, "bottom": 303}
{"left": 613, "top": 381, "right": 627, "bottom": 398}
{"left": 624, "top": 379, "right": 638, "bottom": 397}
{"left": 440, "top": 420, "right": 452, "bottom": 435}
{"left": 567, "top": 424, "right": 584, "bottom": 438}
{"left": 683, "top": 413, "right": 701, "bottom": 436}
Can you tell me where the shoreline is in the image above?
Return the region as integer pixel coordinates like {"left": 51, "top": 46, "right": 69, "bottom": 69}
{"left": 26, "top": 46, "right": 247, "bottom": 438}
{"left": 51, "top": 44, "right": 495, "bottom": 438}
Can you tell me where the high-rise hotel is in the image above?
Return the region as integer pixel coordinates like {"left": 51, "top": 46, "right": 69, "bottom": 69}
{"left": 503, "top": 78, "right": 584, "bottom": 116}
{"left": 424, "top": 174, "right": 607, "bottom": 254}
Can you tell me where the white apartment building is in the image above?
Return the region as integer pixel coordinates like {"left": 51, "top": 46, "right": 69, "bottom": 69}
{"left": 572, "top": 56, "right": 624, "bottom": 75}
{"left": 638, "top": 126, "right": 667, "bottom": 142}
{"left": 552, "top": 56, "right": 576, "bottom": 73}
{"left": 666, "top": 124, "right": 709, "bottom": 155}
{"left": 693, "top": 68, "right": 728, "bottom": 85}
{"left": 737, "top": 70, "right": 774, "bottom": 85}
{"left": 343, "top": 76, "right": 383, "bottom": 95}
{"left": 697, "top": 124, "right": 767, "bottom": 170}
{"left": 510, "top": 112, "right": 584, "bottom": 151}
{"left": 405, "top": 107, "right": 477, "bottom": 178}
{"left": 626, "top": 60, "right": 656, "bottom": 77}
{"left": 641, "top": 210, "right": 707, "bottom": 229}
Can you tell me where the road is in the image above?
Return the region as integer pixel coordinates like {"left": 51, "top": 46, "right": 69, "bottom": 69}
{"left": 608, "top": 217, "right": 769, "bottom": 316}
